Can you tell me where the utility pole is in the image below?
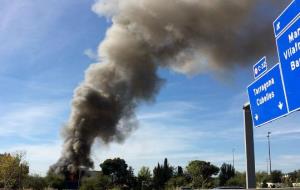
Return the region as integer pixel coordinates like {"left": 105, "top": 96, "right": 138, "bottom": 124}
{"left": 267, "top": 131, "right": 272, "bottom": 174}
{"left": 243, "top": 103, "right": 256, "bottom": 189}
{"left": 266, "top": 158, "right": 269, "bottom": 174}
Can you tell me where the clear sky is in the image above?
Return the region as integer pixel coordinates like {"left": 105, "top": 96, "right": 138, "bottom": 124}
{"left": 0, "top": 0, "right": 299, "bottom": 176}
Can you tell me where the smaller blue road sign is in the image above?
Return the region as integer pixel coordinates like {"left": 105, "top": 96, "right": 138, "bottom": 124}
{"left": 253, "top": 57, "right": 267, "bottom": 79}
{"left": 276, "top": 16, "right": 300, "bottom": 113}
{"left": 248, "top": 64, "right": 288, "bottom": 127}
{"left": 273, "top": 0, "right": 299, "bottom": 38}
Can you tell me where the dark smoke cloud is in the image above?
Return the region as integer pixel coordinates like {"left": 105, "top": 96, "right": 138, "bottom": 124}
{"left": 50, "top": 0, "right": 288, "bottom": 173}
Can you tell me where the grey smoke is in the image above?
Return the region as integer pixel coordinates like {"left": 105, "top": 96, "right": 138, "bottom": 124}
{"left": 50, "top": 0, "right": 288, "bottom": 173}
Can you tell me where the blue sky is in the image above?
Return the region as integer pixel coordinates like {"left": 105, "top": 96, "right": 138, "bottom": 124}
{"left": 0, "top": 0, "right": 299, "bottom": 176}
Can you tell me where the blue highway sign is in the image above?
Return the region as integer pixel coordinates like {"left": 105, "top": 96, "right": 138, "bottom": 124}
{"left": 253, "top": 57, "right": 267, "bottom": 79}
{"left": 247, "top": 0, "right": 300, "bottom": 127}
{"left": 276, "top": 16, "right": 300, "bottom": 113}
{"left": 273, "top": 0, "right": 299, "bottom": 38}
{"left": 248, "top": 64, "right": 288, "bottom": 127}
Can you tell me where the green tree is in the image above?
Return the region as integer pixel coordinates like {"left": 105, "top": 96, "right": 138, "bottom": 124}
{"left": 218, "top": 163, "right": 235, "bottom": 186}
{"left": 23, "top": 175, "right": 47, "bottom": 190}
{"left": 138, "top": 166, "right": 152, "bottom": 190}
{"left": 153, "top": 158, "right": 173, "bottom": 189}
{"left": 99, "top": 158, "right": 138, "bottom": 189}
{"left": 153, "top": 163, "right": 164, "bottom": 189}
{"left": 126, "top": 166, "right": 137, "bottom": 189}
{"left": 271, "top": 170, "right": 283, "bottom": 183}
{"left": 176, "top": 166, "right": 184, "bottom": 176}
{"left": 163, "top": 158, "right": 173, "bottom": 181}
{"left": 0, "top": 152, "right": 29, "bottom": 189}
{"left": 186, "top": 160, "right": 219, "bottom": 189}
{"left": 100, "top": 158, "right": 129, "bottom": 185}
{"left": 138, "top": 167, "right": 152, "bottom": 180}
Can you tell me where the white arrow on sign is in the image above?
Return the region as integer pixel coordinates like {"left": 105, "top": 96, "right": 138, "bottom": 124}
{"left": 278, "top": 101, "right": 283, "bottom": 110}
{"left": 255, "top": 114, "right": 259, "bottom": 121}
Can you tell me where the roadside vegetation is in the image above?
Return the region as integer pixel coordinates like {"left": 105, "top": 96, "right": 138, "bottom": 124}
{"left": 1, "top": 152, "right": 300, "bottom": 189}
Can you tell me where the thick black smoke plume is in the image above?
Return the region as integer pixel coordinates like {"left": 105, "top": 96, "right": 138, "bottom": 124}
{"left": 50, "top": 0, "right": 288, "bottom": 173}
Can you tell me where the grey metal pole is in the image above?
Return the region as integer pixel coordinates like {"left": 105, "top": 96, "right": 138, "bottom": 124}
{"left": 267, "top": 132, "right": 272, "bottom": 174}
{"left": 266, "top": 158, "right": 269, "bottom": 174}
{"left": 243, "top": 103, "right": 256, "bottom": 189}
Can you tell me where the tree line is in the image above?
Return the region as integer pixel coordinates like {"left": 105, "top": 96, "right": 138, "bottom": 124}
{"left": 1, "top": 153, "right": 300, "bottom": 189}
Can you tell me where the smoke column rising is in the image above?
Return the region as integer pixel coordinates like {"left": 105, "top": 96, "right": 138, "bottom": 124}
{"left": 50, "top": 0, "right": 287, "bottom": 173}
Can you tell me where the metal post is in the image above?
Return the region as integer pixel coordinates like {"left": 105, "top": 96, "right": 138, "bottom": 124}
{"left": 243, "top": 103, "right": 256, "bottom": 189}
{"left": 267, "top": 132, "right": 272, "bottom": 174}
{"left": 266, "top": 158, "right": 269, "bottom": 174}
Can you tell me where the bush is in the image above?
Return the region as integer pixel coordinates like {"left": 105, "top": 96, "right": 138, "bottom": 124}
{"left": 165, "top": 176, "right": 189, "bottom": 189}
{"left": 271, "top": 170, "right": 282, "bottom": 183}
{"left": 80, "top": 173, "right": 111, "bottom": 190}
{"left": 23, "top": 175, "right": 47, "bottom": 190}
{"left": 219, "top": 163, "right": 235, "bottom": 186}
{"left": 226, "top": 172, "right": 246, "bottom": 187}
{"left": 46, "top": 172, "right": 65, "bottom": 189}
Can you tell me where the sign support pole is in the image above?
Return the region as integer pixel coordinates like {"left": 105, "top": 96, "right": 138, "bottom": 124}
{"left": 243, "top": 103, "right": 256, "bottom": 189}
